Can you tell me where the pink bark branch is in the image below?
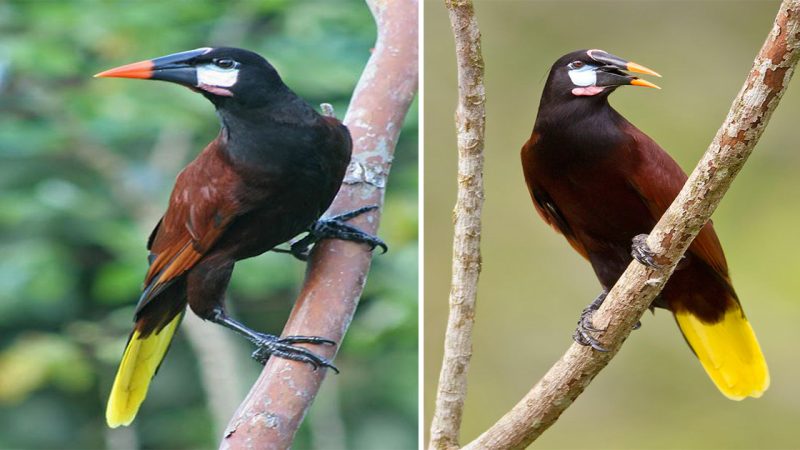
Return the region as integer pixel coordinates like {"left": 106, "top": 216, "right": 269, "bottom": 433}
{"left": 219, "top": 1, "right": 418, "bottom": 448}
{"left": 464, "top": 1, "right": 800, "bottom": 448}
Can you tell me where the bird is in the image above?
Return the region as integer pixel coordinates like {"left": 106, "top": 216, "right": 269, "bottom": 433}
{"left": 95, "top": 47, "right": 385, "bottom": 427}
{"left": 521, "top": 49, "right": 769, "bottom": 400}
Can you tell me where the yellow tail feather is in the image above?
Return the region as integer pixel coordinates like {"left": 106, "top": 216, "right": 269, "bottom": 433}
{"left": 675, "top": 307, "right": 769, "bottom": 400}
{"left": 106, "top": 314, "right": 183, "bottom": 427}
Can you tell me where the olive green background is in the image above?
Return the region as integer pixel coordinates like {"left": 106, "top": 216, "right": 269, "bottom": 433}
{"left": 0, "top": 1, "right": 417, "bottom": 449}
{"left": 425, "top": 1, "right": 800, "bottom": 448}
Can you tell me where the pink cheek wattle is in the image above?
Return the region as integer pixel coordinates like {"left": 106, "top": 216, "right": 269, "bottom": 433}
{"left": 572, "top": 86, "right": 606, "bottom": 96}
{"left": 198, "top": 84, "right": 234, "bottom": 97}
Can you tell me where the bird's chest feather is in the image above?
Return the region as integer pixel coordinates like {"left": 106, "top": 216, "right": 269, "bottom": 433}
{"left": 524, "top": 134, "right": 654, "bottom": 244}
{"left": 228, "top": 126, "right": 347, "bottom": 214}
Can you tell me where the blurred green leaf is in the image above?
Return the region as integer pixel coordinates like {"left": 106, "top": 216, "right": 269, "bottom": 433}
{"left": 1, "top": 1, "right": 417, "bottom": 448}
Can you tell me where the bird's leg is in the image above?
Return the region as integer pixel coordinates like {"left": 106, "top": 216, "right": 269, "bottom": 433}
{"left": 208, "top": 307, "right": 339, "bottom": 373}
{"left": 573, "top": 290, "right": 610, "bottom": 352}
{"left": 271, "top": 234, "right": 318, "bottom": 261}
{"left": 277, "top": 206, "right": 388, "bottom": 261}
{"left": 631, "top": 233, "right": 664, "bottom": 268}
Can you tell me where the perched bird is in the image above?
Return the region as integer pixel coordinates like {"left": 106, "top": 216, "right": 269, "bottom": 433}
{"left": 521, "top": 49, "right": 768, "bottom": 400}
{"left": 96, "top": 47, "right": 385, "bottom": 427}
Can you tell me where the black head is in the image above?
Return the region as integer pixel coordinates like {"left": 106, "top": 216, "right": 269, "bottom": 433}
{"left": 540, "top": 49, "right": 660, "bottom": 106}
{"left": 95, "top": 47, "right": 288, "bottom": 108}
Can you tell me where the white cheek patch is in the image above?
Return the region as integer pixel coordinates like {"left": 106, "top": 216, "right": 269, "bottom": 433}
{"left": 196, "top": 64, "right": 239, "bottom": 88}
{"left": 568, "top": 66, "right": 597, "bottom": 87}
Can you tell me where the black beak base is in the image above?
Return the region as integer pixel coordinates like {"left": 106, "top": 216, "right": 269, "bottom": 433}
{"left": 595, "top": 68, "right": 636, "bottom": 88}
{"left": 148, "top": 49, "right": 208, "bottom": 86}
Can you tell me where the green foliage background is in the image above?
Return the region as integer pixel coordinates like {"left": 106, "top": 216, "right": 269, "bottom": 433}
{"left": 425, "top": 1, "right": 800, "bottom": 448}
{"left": 0, "top": 1, "right": 418, "bottom": 449}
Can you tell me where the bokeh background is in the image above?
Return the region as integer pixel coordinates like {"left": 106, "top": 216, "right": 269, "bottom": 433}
{"left": 425, "top": 1, "right": 800, "bottom": 448}
{"left": 0, "top": 1, "right": 417, "bottom": 449}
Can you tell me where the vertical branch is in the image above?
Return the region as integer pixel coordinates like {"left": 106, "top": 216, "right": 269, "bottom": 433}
{"left": 220, "top": 1, "right": 418, "bottom": 449}
{"left": 429, "top": 1, "right": 486, "bottom": 449}
{"left": 464, "top": 1, "right": 800, "bottom": 448}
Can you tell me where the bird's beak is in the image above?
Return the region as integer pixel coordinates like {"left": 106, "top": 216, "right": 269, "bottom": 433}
{"left": 587, "top": 49, "right": 661, "bottom": 90}
{"left": 94, "top": 48, "right": 212, "bottom": 87}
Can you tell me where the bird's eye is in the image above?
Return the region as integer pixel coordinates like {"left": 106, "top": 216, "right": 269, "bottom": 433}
{"left": 569, "top": 61, "right": 585, "bottom": 69}
{"left": 214, "top": 59, "right": 236, "bottom": 69}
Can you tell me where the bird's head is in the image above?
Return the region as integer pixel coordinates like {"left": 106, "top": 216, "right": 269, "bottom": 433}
{"left": 95, "top": 47, "right": 286, "bottom": 107}
{"left": 542, "top": 49, "right": 660, "bottom": 102}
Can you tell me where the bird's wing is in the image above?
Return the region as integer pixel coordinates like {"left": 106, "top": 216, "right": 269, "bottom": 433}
{"left": 529, "top": 187, "right": 590, "bottom": 260}
{"left": 136, "top": 139, "right": 243, "bottom": 313}
{"left": 624, "top": 125, "right": 730, "bottom": 279}
{"left": 522, "top": 135, "right": 590, "bottom": 259}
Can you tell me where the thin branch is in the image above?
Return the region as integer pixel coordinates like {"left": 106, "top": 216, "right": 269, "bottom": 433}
{"left": 429, "top": 1, "right": 486, "bottom": 449}
{"left": 464, "top": 1, "right": 800, "bottom": 448}
{"left": 219, "top": 1, "right": 418, "bottom": 449}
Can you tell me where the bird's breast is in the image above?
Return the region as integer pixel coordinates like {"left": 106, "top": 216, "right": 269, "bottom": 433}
{"left": 524, "top": 139, "right": 653, "bottom": 245}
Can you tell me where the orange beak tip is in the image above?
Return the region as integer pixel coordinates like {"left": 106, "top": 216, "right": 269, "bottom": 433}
{"left": 626, "top": 61, "right": 662, "bottom": 78}
{"left": 630, "top": 78, "right": 661, "bottom": 90}
{"left": 93, "top": 60, "right": 154, "bottom": 80}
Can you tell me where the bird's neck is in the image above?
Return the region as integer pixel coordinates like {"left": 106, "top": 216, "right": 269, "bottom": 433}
{"left": 533, "top": 98, "right": 629, "bottom": 161}
{"left": 215, "top": 90, "right": 321, "bottom": 166}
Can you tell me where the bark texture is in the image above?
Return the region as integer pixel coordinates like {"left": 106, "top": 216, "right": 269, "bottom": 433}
{"left": 219, "top": 1, "right": 418, "bottom": 448}
{"left": 429, "top": 1, "right": 486, "bottom": 449}
{"left": 463, "top": 2, "right": 800, "bottom": 448}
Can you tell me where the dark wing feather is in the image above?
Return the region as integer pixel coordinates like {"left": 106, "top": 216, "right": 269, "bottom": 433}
{"left": 521, "top": 133, "right": 590, "bottom": 260}
{"left": 136, "top": 137, "right": 244, "bottom": 313}
{"left": 623, "top": 124, "right": 731, "bottom": 280}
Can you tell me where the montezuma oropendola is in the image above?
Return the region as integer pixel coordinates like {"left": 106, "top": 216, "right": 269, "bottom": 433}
{"left": 521, "top": 49, "right": 768, "bottom": 400}
{"left": 96, "top": 47, "right": 385, "bottom": 427}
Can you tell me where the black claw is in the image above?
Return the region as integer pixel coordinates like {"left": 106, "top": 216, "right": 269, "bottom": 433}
{"left": 573, "top": 291, "right": 609, "bottom": 352}
{"left": 272, "top": 206, "right": 387, "bottom": 261}
{"left": 328, "top": 205, "right": 379, "bottom": 222}
{"left": 312, "top": 217, "right": 387, "bottom": 253}
{"left": 572, "top": 290, "right": 643, "bottom": 351}
{"left": 631, "top": 233, "right": 663, "bottom": 269}
{"left": 250, "top": 333, "right": 339, "bottom": 373}
{"left": 279, "top": 335, "right": 337, "bottom": 346}
{"left": 579, "top": 311, "right": 603, "bottom": 333}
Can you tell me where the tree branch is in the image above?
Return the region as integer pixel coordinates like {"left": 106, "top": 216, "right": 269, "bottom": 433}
{"left": 219, "top": 1, "right": 418, "bottom": 449}
{"left": 464, "top": 1, "right": 800, "bottom": 448}
{"left": 429, "top": 1, "right": 486, "bottom": 449}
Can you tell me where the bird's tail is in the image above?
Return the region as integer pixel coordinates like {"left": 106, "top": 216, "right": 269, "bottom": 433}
{"left": 675, "top": 304, "right": 769, "bottom": 400}
{"left": 106, "top": 312, "right": 184, "bottom": 427}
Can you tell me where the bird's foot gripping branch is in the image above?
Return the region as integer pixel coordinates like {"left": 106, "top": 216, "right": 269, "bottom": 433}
{"left": 573, "top": 290, "right": 610, "bottom": 352}
{"left": 274, "top": 205, "right": 388, "bottom": 261}
{"left": 631, "top": 233, "right": 665, "bottom": 269}
{"left": 208, "top": 307, "right": 339, "bottom": 372}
